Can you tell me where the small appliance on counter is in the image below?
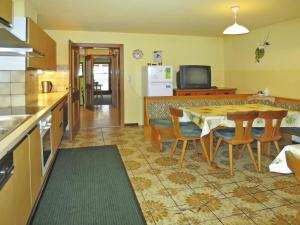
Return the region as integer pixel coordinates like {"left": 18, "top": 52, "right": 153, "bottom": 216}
{"left": 41, "top": 81, "right": 53, "bottom": 93}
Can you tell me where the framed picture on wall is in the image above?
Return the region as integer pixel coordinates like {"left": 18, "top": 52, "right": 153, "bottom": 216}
{"left": 78, "top": 63, "right": 83, "bottom": 77}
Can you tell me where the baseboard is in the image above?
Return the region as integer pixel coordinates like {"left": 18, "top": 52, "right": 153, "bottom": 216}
{"left": 125, "top": 123, "right": 139, "bottom": 127}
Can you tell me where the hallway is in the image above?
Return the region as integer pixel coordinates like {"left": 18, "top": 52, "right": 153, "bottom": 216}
{"left": 80, "top": 105, "right": 120, "bottom": 129}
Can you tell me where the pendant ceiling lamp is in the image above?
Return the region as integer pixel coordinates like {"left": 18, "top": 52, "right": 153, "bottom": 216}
{"left": 223, "top": 6, "right": 249, "bottom": 35}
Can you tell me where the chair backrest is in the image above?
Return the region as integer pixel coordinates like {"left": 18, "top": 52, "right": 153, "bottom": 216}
{"left": 227, "top": 111, "right": 259, "bottom": 144}
{"left": 169, "top": 107, "right": 183, "bottom": 138}
{"left": 258, "top": 110, "right": 288, "bottom": 141}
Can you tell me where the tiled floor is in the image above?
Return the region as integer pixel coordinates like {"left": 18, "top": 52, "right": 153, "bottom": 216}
{"left": 60, "top": 126, "right": 300, "bottom": 225}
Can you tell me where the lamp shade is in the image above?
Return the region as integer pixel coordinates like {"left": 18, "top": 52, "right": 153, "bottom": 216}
{"left": 223, "top": 22, "right": 249, "bottom": 35}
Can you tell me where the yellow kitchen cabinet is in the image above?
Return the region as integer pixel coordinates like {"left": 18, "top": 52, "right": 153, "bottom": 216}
{"left": 0, "top": 175, "right": 15, "bottom": 225}
{"left": 52, "top": 98, "right": 65, "bottom": 153}
{"left": 13, "top": 137, "right": 31, "bottom": 225}
{"left": 0, "top": 0, "right": 13, "bottom": 27}
{"left": 27, "top": 18, "right": 56, "bottom": 70}
{"left": 28, "top": 126, "right": 42, "bottom": 207}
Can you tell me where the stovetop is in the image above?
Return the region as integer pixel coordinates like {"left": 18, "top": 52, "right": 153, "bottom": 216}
{"left": 0, "top": 106, "right": 45, "bottom": 116}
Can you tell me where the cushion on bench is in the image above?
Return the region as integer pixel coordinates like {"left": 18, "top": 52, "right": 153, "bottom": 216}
{"left": 180, "top": 122, "right": 202, "bottom": 137}
{"left": 215, "top": 128, "right": 235, "bottom": 140}
{"left": 149, "top": 119, "right": 202, "bottom": 137}
{"left": 149, "top": 119, "right": 173, "bottom": 128}
{"left": 281, "top": 127, "right": 300, "bottom": 136}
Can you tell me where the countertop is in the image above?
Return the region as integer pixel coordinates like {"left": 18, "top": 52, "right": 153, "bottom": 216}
{"left": 0, "top": 91, "right": 68, "bottom": 159}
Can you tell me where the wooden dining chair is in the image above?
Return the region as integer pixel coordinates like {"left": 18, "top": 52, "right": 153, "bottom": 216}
{"left": 213, "top": 111, "right": 259, "bottom": 176}
{"left": 169, "top": 107, "right": 211, "bottom": 167}
{"left": 249, "top": 110, "right": 288, "bottom": 171}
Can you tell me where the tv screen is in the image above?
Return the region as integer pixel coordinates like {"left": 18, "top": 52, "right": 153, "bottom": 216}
{"left": 177, "top": 65, "right": 211, "bottom": 89}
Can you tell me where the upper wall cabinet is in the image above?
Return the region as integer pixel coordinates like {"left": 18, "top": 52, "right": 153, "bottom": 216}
{"left": 0, "top": 0, "right": 13, "bottom": 27}
{"left": 27, "top": 18, "right": 56, "bottom": 70}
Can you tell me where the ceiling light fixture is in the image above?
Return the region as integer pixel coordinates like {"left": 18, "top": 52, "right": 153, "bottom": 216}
{"left": 223, "top": 6, "right": 249, "bottom": 35}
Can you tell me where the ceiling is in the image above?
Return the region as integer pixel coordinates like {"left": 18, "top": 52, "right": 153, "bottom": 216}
{"left": 31, "top": 0, "right": 300, "bottom": 36}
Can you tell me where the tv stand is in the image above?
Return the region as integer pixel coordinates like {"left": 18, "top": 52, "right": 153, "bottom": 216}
{"left": 173, "top": 87, "right": 236, "bottom": 96}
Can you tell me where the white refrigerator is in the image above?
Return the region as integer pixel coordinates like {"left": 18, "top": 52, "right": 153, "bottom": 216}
{"left": 144, "top": 66, "right": 173, "bottom": 96}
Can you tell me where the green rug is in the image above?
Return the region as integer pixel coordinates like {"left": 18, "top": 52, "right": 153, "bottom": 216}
{"left": 30, "top": 145, "right": 146, "bottom": 225}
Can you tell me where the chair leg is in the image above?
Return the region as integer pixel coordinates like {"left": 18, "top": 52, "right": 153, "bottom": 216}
{"left": 247, "top": 144, "right": 259, "bottom": 172}
{"left": 200, "top": 138, "right": 211, "bottom": 166}
{"left": 257, "top": 141, "right": 261, "bottom": 172}
{"left": 274, "top": 141, "right": 281, "bottom": 155}
{"left": 193, "top": 140, "right": 198, "bottom": 159}
{"left": 180, "top": 140, "right": 188, "bottom": 167}
{"left": 234, "top": 145, "right": 240, "bottom": 160}
{"left": 214, "top": 137, "right": 222, "bottom": 160}
{"left": 266, "top": 142, "right": 271, "bottom": 157}
{"left": 170, "top": 139, "right": 178, "bottom": 159}
{"left": 229, "top": 144, "right": 234, "bottom": 176}
{"left": 238, "top": 144, "right": 246, "bottom": 159}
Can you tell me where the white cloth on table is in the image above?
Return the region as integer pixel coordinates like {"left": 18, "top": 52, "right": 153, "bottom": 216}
{"left": 269, "top": 144, "right": 300, "bottom": 174}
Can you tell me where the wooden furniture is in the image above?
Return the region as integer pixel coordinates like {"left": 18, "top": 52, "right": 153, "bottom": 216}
{"left": 144, "top": 94, "right": 250, "bottom": 149}
{"left": 0, "top": 0, "right": 12, "bottom": 27}
{"left": 169, "top": 107, "right": 210, "bottom": 167}
{"left": 285, "top": 151, "right": 300, "bottom": 223}
{"left": 214, "top": 111, "right": 259, "bottom": 176}
{"left": 13, "top": 137, "right": 32, "bottom": 225}
{"left": 52, "top": 97, "right": 66, "bottom": 152}
{"left": 27, "top": 18, "right": 57, "bottom": 70}
{"left": 173, "top": 87, "right": 236, "bottom": 96}
{"left": 249, "top": 110, "right": 288, "bottom": 171}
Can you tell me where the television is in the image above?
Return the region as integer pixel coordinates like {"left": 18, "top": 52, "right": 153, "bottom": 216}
{"left": 176, "top": 65, "right": 211, "bottom": 89}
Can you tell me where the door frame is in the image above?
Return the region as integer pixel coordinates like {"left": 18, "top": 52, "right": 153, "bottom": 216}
{"left": 77, "top": 43, "right": 124, "bottom": 127}
{"left": 68, "top": 40, "right": 81, "bottom": 140}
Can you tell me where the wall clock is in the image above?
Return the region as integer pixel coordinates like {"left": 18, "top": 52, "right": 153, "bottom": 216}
{"left": 132, "top": 49, "right": 143, "bottom": 59}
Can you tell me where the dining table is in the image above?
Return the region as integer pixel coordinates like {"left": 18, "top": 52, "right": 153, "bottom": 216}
{"left": 181, "top": 103, "right": 300, "bottom": 163}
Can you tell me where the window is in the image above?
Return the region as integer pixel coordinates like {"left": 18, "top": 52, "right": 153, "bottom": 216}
{"left": 93, "top": 63, "right": 109, "bottom": 91}
{"left": 78, "top": 63, "right": 83, "bottom": 76}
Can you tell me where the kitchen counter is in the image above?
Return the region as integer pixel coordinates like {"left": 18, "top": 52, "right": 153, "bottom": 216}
{"left": 0, "top": 91, "right": 68, "bottom": 159}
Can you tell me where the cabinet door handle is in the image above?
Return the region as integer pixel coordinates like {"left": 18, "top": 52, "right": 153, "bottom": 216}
{"left": 59, "top": 122, "right": 63, "bottom": 128}
{"left": 184, "top": 93, "right": 191, "bottom": 96}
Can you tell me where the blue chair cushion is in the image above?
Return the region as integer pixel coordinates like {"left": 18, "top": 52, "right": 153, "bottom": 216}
{"left": 179, "top": 122, "right": 202, "bottom": 137}
{"left": 149, "top": 119, "right": 173, "bottom": 128}
{"left": 281, "top": 127, "right": 300, "bottom": 135}
{"left": 215, "top": 128, "right": 235, "bottom": 140}
{"left": 252, "top": 127, "right": 264, "bottom": 138}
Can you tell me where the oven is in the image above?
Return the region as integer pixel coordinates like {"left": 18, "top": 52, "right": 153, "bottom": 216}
{"left": 0, "top": 150, "right": 13, "bottom": 190}
{"left": 39, "top": 112, "right": 52, "bottom": 176}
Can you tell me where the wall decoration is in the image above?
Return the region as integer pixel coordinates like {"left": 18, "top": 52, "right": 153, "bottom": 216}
{"left": 153, "top": 50, "right": 163, "bottom": 64}
{"left": 132, "top": 49, "right": 143, "bottom": 59}
{"left": 255, "top": 32, "right": 271, "bottom": 63}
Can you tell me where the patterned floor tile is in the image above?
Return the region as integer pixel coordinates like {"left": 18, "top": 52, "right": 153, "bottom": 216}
{"left": 229, "top": 195, "right": 267, "bottom": 211}
{"left": 59, "top": 126, "right": 300, "bottom": 225}
{"left": 249, "top": 208, "right": 293, "bottom": 225}
{"left": 180, "top": 205, "right": 219, "bottom": 223}
{"left": 252, "top": 190, "right": 290, "bottom": 208}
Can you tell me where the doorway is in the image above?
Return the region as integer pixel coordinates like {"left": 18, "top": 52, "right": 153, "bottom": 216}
{"left": 73, "top": 44, "right": 124, "bottom": 129}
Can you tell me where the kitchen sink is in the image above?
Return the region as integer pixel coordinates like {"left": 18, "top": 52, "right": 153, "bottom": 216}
{"left": 0, "top": 115, "right": 31, "bottom": 141}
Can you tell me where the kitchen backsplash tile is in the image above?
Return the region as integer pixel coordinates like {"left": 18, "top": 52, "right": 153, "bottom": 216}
{"left": 11, "top": 83, "right": 25, "bottom": 95}
{"left": 0, "top": 83, "right": 11, "bottom": 95}
{"left": 0, "top": 70, "right": 25, "bottom": 108}
{"left": 0, "top": 95, "right": 11, "bottom": 107}
{"left": 0, "top": 71, "right": 11, "bottom": 82}
{"left": 11, "top": 71, "right": 25, "bottom": 82}
{"left": 11, "top": 95, "right": 25, "bottom": 106}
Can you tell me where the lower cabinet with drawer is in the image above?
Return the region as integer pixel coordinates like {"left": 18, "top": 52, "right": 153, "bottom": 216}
{"left": 173, "top": 88, "right": 236, "bottom": 96}
{"left": 52, "top": 97, "right": 66, "bottom": 153}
